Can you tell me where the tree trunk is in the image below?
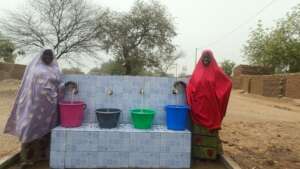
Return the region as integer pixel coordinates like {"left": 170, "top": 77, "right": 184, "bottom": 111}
{"left": 125, "top": 61, "right": 132, "bottom": 75}
{"left": 123, "top": 47, "right": 132, "bottom": 75}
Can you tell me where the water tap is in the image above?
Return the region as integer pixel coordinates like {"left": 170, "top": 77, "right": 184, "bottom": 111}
{"left": 140, "top": 88, "right": 145, "bottom": 95}
{"left": 172, "top": 81, "right": 187, "bottom": 95}
{"left": 107, "top": 88, "right": 113, "bottom": 96}
{"left": 172, "top": 88, "right": 178, "bottom": 95}
{"left": 65, "top": 81, "right": 79, "bottom": 95}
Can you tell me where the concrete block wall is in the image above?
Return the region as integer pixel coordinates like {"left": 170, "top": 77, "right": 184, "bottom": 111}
{"left": 285, "top": 74, "right": 300, "bottom": 99}
{"left": 50, "top": 124, "right": 191, "bottom": 169}
{"left": 63, "top": 75, "right": 187, "bottom": 125}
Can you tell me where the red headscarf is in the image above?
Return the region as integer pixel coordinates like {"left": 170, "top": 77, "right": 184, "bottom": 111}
{"left": 186, "top": 49, "right": 232, "bottom": 130}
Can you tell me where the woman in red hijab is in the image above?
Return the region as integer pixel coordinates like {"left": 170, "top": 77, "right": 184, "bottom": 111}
{"left": 187, "top": 49, "right": 232, "bottom": 159}
{"left": 187, "top": 49, "right": 232, "bottom": 130}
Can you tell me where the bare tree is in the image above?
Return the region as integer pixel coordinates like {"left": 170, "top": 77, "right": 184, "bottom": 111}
{"left": 1, "top": 0, "right": 108, "bottom": 61}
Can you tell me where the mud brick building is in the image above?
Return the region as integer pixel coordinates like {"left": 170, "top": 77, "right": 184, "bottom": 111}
{"left": 233, "top": 65, "right": 300, "bottom": 99}
{"left": 0, "top": 62, "right": 26, "bottom": 80}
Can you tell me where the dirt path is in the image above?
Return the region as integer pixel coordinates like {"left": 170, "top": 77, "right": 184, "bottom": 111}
{"left": 0, "top": 80, "right": 20, "bottom": 158}
{"left": 220, "top": 90, "right": 300, "bottom": 169}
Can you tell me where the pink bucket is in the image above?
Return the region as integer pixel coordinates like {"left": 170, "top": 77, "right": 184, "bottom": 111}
{"left": 59, "top": 101, "right": 86, "bottom": 128}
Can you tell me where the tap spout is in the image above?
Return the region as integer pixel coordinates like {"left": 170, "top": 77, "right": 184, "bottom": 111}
{"left": 107, "top": 88, "right": 113, "bottom": 96}
{"left": 140, "top": 88, "right": 145, "bottom": 95}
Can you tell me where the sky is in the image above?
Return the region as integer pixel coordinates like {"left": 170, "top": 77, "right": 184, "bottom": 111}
{"left": 0, "top": 0, "right": 299, "bottom": 74}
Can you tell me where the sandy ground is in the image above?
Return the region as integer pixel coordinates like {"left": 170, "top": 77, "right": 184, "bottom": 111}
{"left": 220, "top": 90, "right": 300, "bottom": 169}
{"left": 1, "top": 80, "right": 300, "bottom": 169}
{"left": 0, "top": 80, "right": 20, "bottom": 158}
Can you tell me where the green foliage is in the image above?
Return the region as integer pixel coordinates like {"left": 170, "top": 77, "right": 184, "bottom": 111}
{"left": 0, "top": 33, "right": 16, "bottom": 63}
{"left": 89, "top": 60, "right": 126, "bottom": 75}
{"left": 97, "top": 0, "right": 180, "bottom": 75}
{"left": 89, "top": 59, "right": 173, "bottom": 76}
{"left": 88, "top": 67, "right": 103, "bottom": 75}
{"left": 62, "top": 68, "right": 85, "bottom": 75}
{"left": 220, "top": 59, "right": 236, "bottom": 76}
{"left": 243, "top": 4, "right": 300, "bottom": 73}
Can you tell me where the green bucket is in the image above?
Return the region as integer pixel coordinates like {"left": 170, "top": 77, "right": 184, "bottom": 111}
{"left": 131, "top": 108, "right": 155, "bottom": 129}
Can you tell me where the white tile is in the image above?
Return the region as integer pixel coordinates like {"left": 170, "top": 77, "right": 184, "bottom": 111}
{"left": 63, "top": 75, "right": 187, "bottom": 125}
{"left": 50, "top": 151, "right": 65, "bottom": 169}
{"left": 160, "top": 152, "right": 191, "bottom": 168}
{"left": 66, "top": 131, "right": 98, "bottom": 152}
{"left": 161, "top": 133, "right": 191, "bottom": 153}
{"left": 130, "top": 132, "right": 161, "bottom": 152}
{"left": 102, "top": 152, "right": 129, "bottom": 168}
{"left": 64, "top": 151, "right": 100, "bottom": 168}
{"left": 50, "top": 130, "right": 66, "bottom": 151}
{"left": 129, "top": 152, "right": 160, "bottom": 168}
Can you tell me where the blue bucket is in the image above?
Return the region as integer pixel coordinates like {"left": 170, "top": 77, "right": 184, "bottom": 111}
{"left": 165, "top": 105, "right": 189, "bottom": 131}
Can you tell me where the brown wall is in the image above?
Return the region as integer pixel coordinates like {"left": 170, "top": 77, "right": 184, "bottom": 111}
{"left": 241, "top": 76, "right": 251, "bottom": 92}
{"left": 285, "top": 74, "right": 300, "bottom": 99}
{"left": 249, "top": 76, "right": 263, "bottom": 95}
{"left": 234, "top": 73, "right": 300, "bottom": 99}
{"left": 232, "top": 64, "right": 300, "bottom": 98}
{"left": 0, "top": 62, "right": 26, "bottom": 80}
{"left": 233, "top": 65, "right": 273, "bottom": 77}
{"left": 232, "top": 77, "right": 242, "bottom": 89}
{"left": 262, "top": 76, "right": 285, "bottom": 97}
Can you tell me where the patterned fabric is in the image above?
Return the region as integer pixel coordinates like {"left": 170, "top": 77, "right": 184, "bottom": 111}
{"left": 4, "top": 49, "right": 62, "bottom": 143}
{"left": 192, "top": 124, "right": 223, "bottom": 160}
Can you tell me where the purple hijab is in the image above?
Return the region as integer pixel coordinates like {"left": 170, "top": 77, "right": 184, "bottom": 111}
{"left": 4, "top": 49, "right": 62, "bottom": 143}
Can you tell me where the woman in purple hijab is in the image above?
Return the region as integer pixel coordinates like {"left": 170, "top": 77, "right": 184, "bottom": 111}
{"left": 4, "top": 49, "right": 76, "bottom": 168}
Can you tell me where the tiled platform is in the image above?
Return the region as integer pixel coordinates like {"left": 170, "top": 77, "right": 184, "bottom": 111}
{"left": 62, "top": 75, "right": 187, "bottom": 125}
{"left": 50, "top": 124, "right": 191, "bottom": 169}
{"left": 51, "top": 75, "right": 190, "bottom": 168}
